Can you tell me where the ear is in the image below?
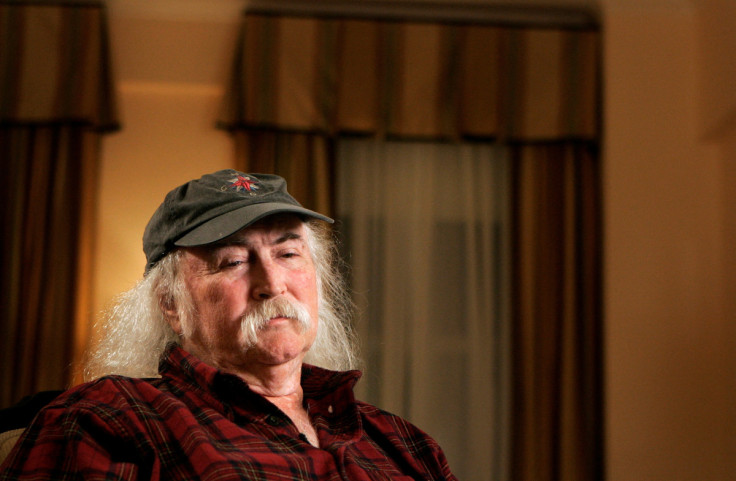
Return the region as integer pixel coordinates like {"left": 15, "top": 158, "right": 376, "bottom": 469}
{"left": 159, "top": 294, "right": 183, "bottom": 336}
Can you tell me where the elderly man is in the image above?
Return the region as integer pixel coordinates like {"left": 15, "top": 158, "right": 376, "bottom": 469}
{"left": 0, "top": 170, "right": 457, "bottom": 480}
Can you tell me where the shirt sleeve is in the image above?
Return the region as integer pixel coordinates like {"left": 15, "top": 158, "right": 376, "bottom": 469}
{"left": 0, "top": 402, "right": 151, "bottom": 480}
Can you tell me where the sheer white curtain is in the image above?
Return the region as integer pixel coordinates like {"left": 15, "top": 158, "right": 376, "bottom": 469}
{"left": 336, "top": 139, "right": 511, "bottom": 481}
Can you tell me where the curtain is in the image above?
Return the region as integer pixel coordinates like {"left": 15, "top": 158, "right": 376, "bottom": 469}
{"left": 337, "top": 139, "right": 511, "bottom": 480}
{"left": 218, "top": 12, "right": 599, "bottom": 210}
{"left": 511, "top": 143, "right": 602, "bottom": 481}
{"left": 219, "top": 9, "right": 601, "bottom": 481}
{"left": 0, "top": 1, "right": 119, "bottom": 408}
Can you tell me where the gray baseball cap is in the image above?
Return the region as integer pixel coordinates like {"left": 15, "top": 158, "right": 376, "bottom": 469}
{"left": 142, "top": 170, "right": 333, "bottom": 273}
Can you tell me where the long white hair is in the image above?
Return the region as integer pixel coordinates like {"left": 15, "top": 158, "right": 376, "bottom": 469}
{"left": 83, "top": 220, "right": 360, "bottom": 381}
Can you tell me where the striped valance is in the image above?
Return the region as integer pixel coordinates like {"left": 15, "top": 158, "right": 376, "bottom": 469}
{"left": 0, "top": 1, "right": 119, "bottom": 131}
{"left": 219, "top": 12, "right": 599, "bottom": 141}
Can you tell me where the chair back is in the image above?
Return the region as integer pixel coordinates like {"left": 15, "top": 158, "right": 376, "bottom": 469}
{"left": 0, "top": 390, "right": 64, "bottom": 465}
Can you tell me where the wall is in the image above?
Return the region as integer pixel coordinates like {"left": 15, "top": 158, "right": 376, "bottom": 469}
{"left": 92, "top": 1, "right": 240, "bottom": 318}
{"left": 699, "top": 0, "right": 736, "bottom": 478}
{"left": 603, "top": 1, "right": 736, "bottom": 479}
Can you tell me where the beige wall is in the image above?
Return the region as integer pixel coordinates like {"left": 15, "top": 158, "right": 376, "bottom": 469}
{"left": 699, "top": 0, "right": 736, "bottom": 478}
{"left": 603, "top": 1, "right": 736, "bottom": 479}
{"left": 92, "top": 2, "right": 240, "bottom": 317}
{"left": 93, "top": 1, "right": 736, "bottom": 480}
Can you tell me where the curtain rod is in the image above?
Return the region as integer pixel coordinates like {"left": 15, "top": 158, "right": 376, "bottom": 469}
{"left": 245, "top": 0, "right": 599, "bottom": 29}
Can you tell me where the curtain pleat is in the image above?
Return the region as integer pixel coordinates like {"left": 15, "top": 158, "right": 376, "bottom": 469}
{"left": 511, "top": 143, "right": 602, "bottom": 481}
{"left": 0, "top": 1, "right": 118, "bottom": 408}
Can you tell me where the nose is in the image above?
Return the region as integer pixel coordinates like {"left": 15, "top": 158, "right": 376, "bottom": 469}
{"left": 250, "top": 257, "right": 286, "bottom": 300}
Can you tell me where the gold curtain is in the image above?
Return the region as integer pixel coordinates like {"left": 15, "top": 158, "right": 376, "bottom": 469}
{"left": 219, "top": 10, "right": 602, "bottom": 481}
{"left": 511, "top": 143, "right": 602, "bottom": 481}
{"left": 0, "top": 2, "right": 119, "bottom": 408}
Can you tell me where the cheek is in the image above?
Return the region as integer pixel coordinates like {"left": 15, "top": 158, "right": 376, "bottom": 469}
{"left": 294, "top": 272, "right": 320, "bottom": 314}
{"left": 203, "top": 281, "right": 226, "bottom": 305}
{"left": 191, "top": 279, "right": 246, "bottom": 325}
{"left": 293, "top": 274, "right": 315, "bottom": 293}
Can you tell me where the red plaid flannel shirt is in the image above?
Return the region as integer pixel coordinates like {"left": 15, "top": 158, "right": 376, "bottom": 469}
{"left": 0, "top": 345, "right": 457, "bottom": 480}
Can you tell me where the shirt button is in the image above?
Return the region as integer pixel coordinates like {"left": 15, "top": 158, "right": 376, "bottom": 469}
{"left": 327, "top": 405, "right": 334, "bottom": 414}
{"left": 266, "top": 415, "right": 284, "bottom": 426}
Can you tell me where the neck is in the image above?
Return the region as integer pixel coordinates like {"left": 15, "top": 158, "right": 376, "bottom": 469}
{"left": 181, "top": 340, "right": 306, "bottom": 398}
{"left": 236, "top": 358, "right": 320, "bottom": 448}
{"left": 237, "top": 357, "right": 304, "bottom": 399}
{"left": 186, "top": 347, "right": 319, "bottom": 446}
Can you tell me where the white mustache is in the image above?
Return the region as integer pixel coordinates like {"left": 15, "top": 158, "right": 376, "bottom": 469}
{"left": 239, "top": 297, "right": 311, "bottom": 347}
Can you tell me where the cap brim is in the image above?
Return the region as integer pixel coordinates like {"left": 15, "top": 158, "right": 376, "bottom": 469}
{"left": 174, "top": 202, "right": 333, "bottom": 247}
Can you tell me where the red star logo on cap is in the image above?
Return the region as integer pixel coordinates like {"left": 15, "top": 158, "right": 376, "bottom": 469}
{"left": 230, "top": 175, "right": 259, "bottom": 192}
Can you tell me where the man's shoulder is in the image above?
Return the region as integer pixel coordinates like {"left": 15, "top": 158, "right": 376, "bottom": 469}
{"left": 46, "top": 375, "right": 169, "bottom": 415}
{"left": 355, "top": 401, "right": 441, "bottom": 443}
{"left": 353, "top": 400, "right": 399, "bottom": 419}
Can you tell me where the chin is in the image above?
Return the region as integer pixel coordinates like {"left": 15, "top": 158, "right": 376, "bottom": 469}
{"left": 249, "top": 339, "right": 310, "bottom": 365}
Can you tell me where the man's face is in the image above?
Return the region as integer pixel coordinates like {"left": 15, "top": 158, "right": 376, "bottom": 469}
{"left": 173, "top": 214, "right": 320, "bottom": 373}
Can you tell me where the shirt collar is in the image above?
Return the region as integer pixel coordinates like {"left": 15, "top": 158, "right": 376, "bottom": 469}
{"left": 158, "top": 343, "right": 362, "bottom": 401}
{"left": 158, "top": 343, "right": 221, "bottom": 392}
{"left": 158, "top": 344, "right": 365, "bottom": 440}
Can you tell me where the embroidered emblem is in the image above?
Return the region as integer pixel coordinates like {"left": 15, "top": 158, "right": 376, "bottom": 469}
{"left": 228, "top": 174, "right": 259, "bottom": 193}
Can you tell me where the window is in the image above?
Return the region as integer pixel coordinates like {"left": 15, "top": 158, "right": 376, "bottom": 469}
{"left": 336, "top": 138, "right": 511, "bottom": 480}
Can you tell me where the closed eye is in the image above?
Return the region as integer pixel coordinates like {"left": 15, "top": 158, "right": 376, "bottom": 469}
{"left": 219, "top": 258, "right": 246, "bottom": 269}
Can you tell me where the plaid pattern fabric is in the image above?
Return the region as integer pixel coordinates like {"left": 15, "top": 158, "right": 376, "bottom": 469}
{"left": 0, "top": 345, "right": 457, "bottom": 480}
